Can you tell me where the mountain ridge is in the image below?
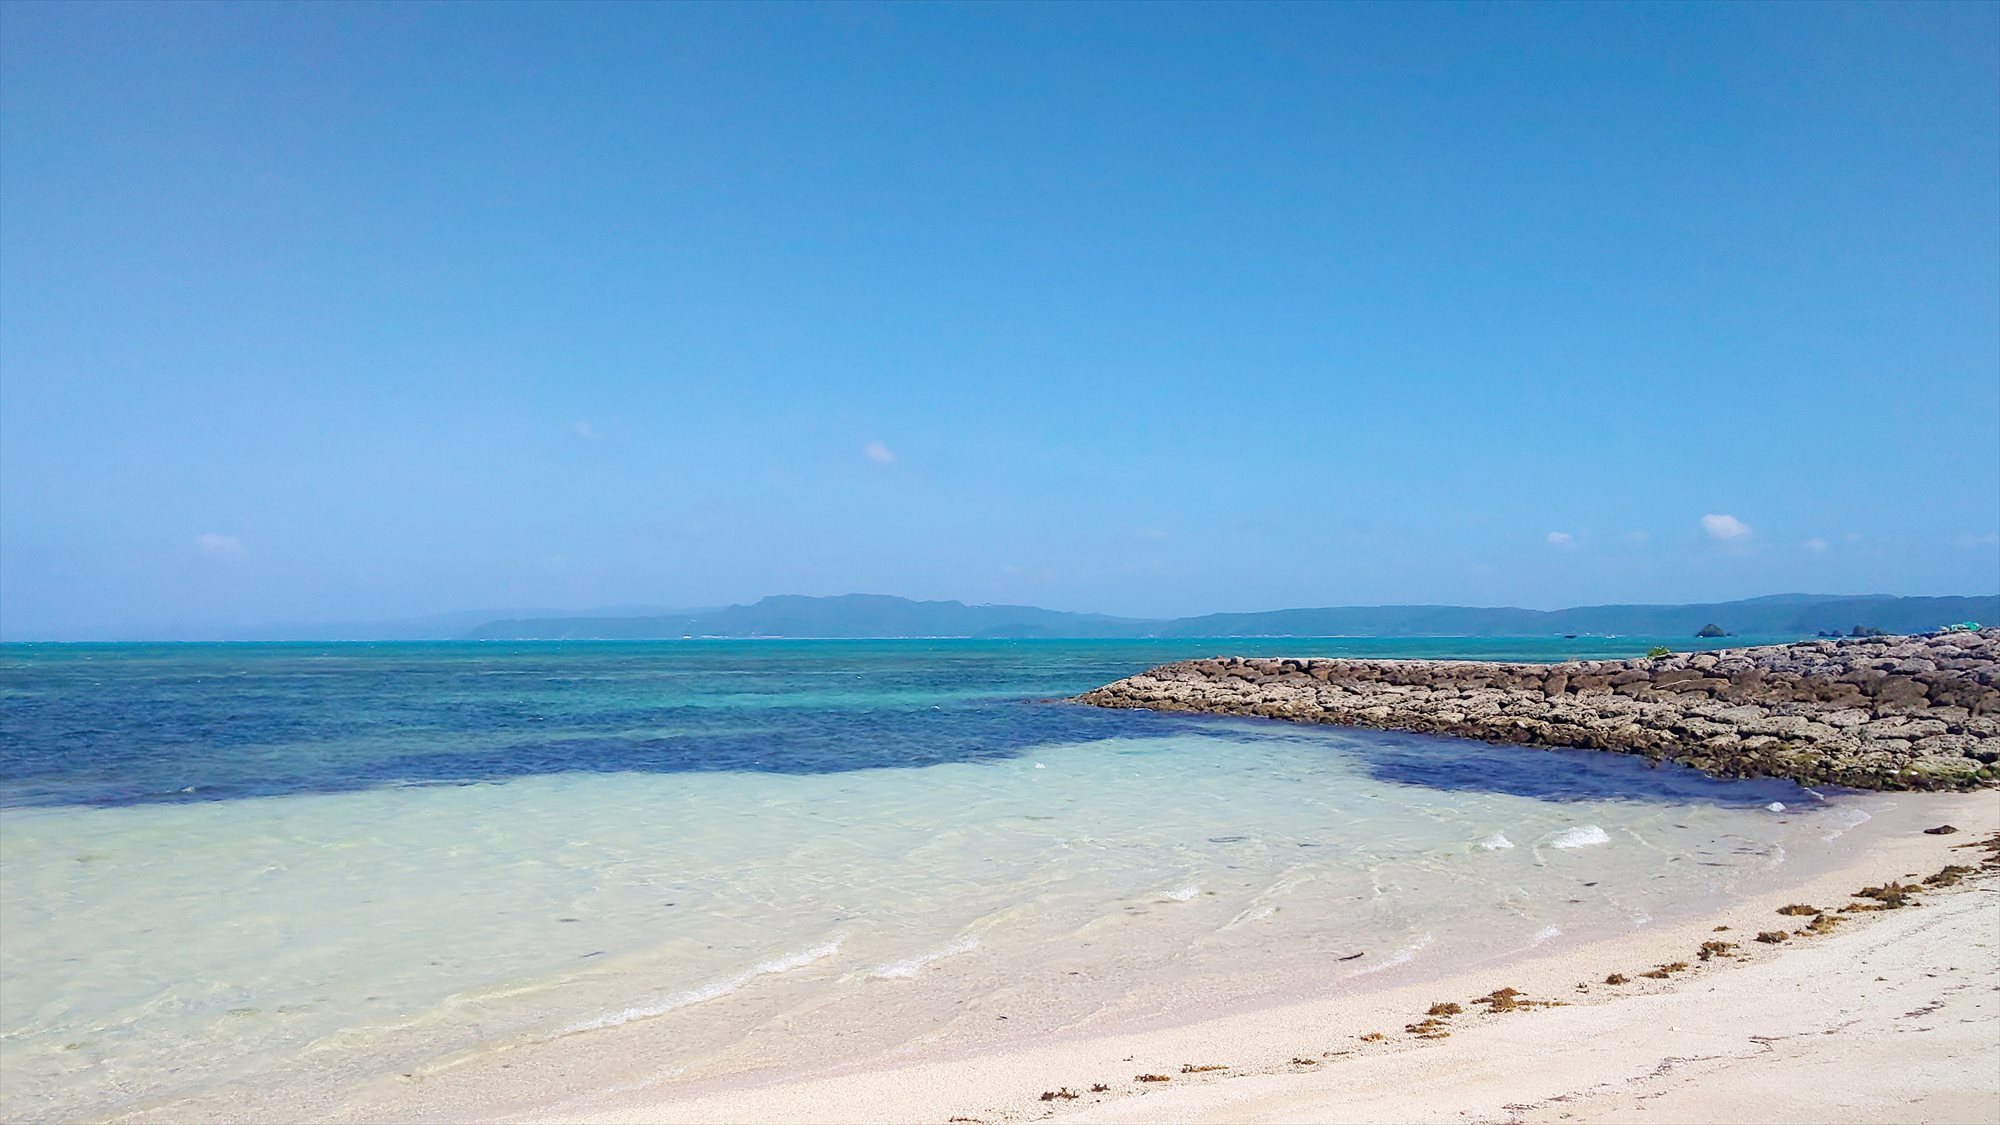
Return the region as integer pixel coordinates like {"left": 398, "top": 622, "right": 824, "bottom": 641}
{"left": 462, "top": 592, "right": 1998, "bottom": 641}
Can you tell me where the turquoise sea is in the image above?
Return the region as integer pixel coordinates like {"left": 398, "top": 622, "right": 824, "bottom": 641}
{"left": 0, "top": 637, "right": 1903, "bottom": 1120}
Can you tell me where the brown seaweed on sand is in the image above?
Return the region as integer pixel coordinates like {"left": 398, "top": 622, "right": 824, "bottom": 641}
{"left": 1697, "top": 940, "right": 1737, "bottom": 961}
{"left": 1756, "top": 930, "right": 1790, "bottom": 943}
{"left": 1843, "top": 881, "right": 1924, "bottom": 911}
{"left": 1403, "top": 1019, "right": 1452, "bottom": 1040}
{"left": 1473, "top": 987, "right": 1545, "bottom": 1012}
{"left": 1923, "top": 864, "right": 1976, "bottom": 887}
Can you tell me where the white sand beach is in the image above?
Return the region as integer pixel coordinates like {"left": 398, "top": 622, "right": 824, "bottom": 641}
{"left": 486, "top": 794, "right": 1998, "bottom": 1124}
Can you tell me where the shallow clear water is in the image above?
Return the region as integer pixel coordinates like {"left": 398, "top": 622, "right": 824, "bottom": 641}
{"left": 0, "top": 637, "right": 1874, "bottom": 1120}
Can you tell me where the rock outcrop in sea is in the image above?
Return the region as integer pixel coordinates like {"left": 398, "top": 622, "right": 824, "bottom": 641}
{"left": 1075, "top": 630, "right": 2000, "bottom": 790}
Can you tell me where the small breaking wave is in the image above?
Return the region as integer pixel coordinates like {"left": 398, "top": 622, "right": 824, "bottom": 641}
{"left": 1478, "top": 832, "right": 1514, "bottom": 850}
{"left": 562, "top": 938, "right": 844, "bottom": 1034}
{"left": 1159, "top": 884, "right": 1201, "bottom": 902}
{"left": 1821, "top": 805, "right": 1872, "bottom": 842}
{"left": 869, "top": 935, "right": 979, "bottom": 979}
{"left": 1549, "top": 825, "right": 1610, "bottom": 849}
{"left": 1349, "top": 932, "right": 1434, "bottom": 976}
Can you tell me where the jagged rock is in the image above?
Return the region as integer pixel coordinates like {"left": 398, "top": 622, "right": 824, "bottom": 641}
{"left": 1072, "top": 630, "right": 2000, "bottom": 791}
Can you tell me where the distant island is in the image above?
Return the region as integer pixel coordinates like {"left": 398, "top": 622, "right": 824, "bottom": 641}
{"left": 463, "top": 592, "right": 1998, "bottom": 641}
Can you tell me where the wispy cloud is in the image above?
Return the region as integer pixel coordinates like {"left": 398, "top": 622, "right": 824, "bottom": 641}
{"left": 195, "top": 532, "right": 244, "bottom": 556}
{"left": 1546, "top": 531, "right": 1575, "bottom": 548}
{"left": 571, "top": 421, "right": 598, "bottom": 440}
{"left": 1802, "top": 537, "right": 1829, "bottom": 552}
{"left": 863, "top": 441, "right": 895, "bottom": 464}
{"left": 1700, "top": 513, "right": 1752, "bottom": 541}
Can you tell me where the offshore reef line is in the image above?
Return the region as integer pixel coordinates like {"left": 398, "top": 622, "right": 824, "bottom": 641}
{"left": 1075, "top": 630, "right": 2000, "bottom": 790}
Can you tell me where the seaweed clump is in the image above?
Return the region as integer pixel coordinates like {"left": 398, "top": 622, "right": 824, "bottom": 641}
{"left": 1039, "top": 1088, "right": 1079, "bottom": 1102}
{"left": 1776, "top": 903, "right": 1821, "bottom": 916}
{"left": 1843, "top": 881, "right": 1923, "bottom": 911}
{"left": 1755, "top": 930, "right": 1790, "bottom": 944}
{"left": 1135, "top": 1073, "right": 1171, "bottom": 1083}
{"left": 1638, "top": 961, "right": 1689, "bottom": 979}
{"left": 1952, "top": 831, "right": 2000, "bottom": 869}
{"left": 1470, "top": 986, "right": 1564, "bottom": 1012}
{"left": 1426, "top": 1001, "right": 1463, "bottom": 1017}
{"left": 1180, "top": 1063, "right": 1227, "bottom": 1074}
{"left": 1603, "top": 973, "right": 1629, "bottom": 985}
{"left": 1358, "top": 1032, "right": 1386, "bottom": 1043}
{"left": 1404, "top": 1016, "right": 1452, "bottom": 1038}
{"left": 1697, "top": 940, "right": 1737, "bottom": 961}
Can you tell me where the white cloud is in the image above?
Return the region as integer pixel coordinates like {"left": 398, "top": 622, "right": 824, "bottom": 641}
{"left": 1802, "top": 537, "right": 1829, "bottom": 552}
{"left": 1546, "top": 531, "right": 1575, "bottom": 548}
{"left": 863, "top": 441, "right": 895, "bottom": 464}
{"left": 571, "top": 421, "right": 597, "bottom": 440}
{"left": 1701, "top": 513, "right": 1752, "bottom": 541}
{"left": 195, "top": 533, "right": 244, "bottom": 556}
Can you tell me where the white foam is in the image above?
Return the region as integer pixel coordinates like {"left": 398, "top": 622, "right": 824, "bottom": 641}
{"left": 1821, "top": 805, "right": 1873, "bottom": 842}
{"left": 1349, "top": 932, "right": 1434, "bottom": 976}
{"left": 1549, "top": 825, "right": 1610, "bottom": 849}
{"left": 1160, "top": 884, "right": 1201, "bottom": 902}
{"left": 1765, "top": 802, "right": 1786, "bottom": 813}
{"left": 562, "top": 938, "right": 843, "bottom": 1034}
{"left": 1530, "top": 925, "right": 1562, "bottom": 946}
{"left": 869, "top": 936, "right": 979, "bottom": 979}
{"left": 1478, "top": 832, "right": 1514, "bottom": 850}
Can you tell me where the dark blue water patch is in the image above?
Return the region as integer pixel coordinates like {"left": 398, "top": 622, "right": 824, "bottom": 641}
{"left": 0, "top": 642, "right": 1207, "bottom": 807}
{"left": 1, "top": 640, "right": 1811, "bottom": 810}
{"left": 1160, "top": 713, "right": 1814, "bottom": 808}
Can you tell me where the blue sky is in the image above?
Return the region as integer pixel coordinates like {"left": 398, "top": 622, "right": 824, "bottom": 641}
{"left": 2, "top": 2, "right": 1996, "bottom": 637}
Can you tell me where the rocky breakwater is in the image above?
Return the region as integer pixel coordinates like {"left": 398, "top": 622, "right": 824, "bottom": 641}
{"left": 1076, "top": 630, "right": 2000, "bottom": 790}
